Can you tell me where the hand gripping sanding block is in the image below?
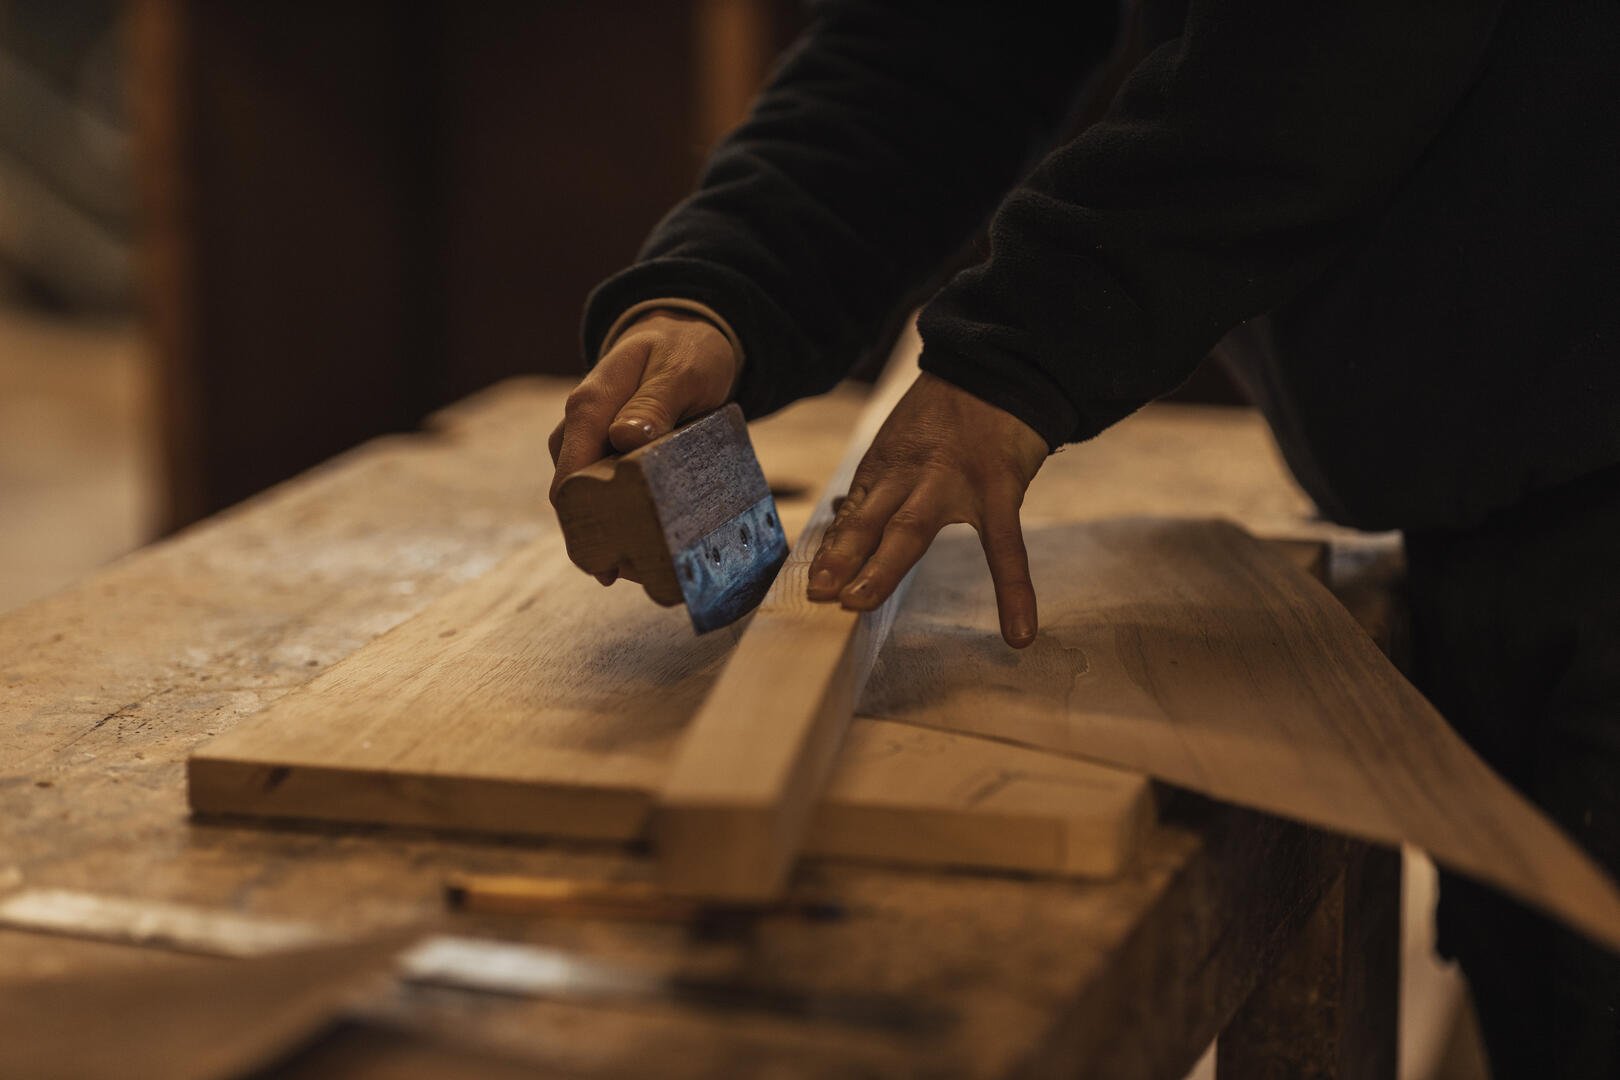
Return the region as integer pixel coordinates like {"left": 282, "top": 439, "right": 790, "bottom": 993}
{"left": 554, "top": 404, "right": 788, "bottom": 632}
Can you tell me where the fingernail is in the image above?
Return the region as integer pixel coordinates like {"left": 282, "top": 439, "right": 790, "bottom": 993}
{"left": 844, "top": 578, "right": 871, "bottom": 598}
{"left": 1010, "top": 619, "right": 1034, "bottom": 643}
{"left": 618, "top": 416, "right": 655, "bottom": 438}
{"left": 810, "top": 569, "right": 834, "bottom": 593}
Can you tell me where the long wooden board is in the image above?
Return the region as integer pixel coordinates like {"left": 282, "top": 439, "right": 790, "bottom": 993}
{"left": 186, "top": 533, "right": 1154, "bottom": 879}
{"left": 860, "top": 518, "right": 1620, "bottom": 952}
{"left": 652, "top": 352, "right": 919, "bottom": 899}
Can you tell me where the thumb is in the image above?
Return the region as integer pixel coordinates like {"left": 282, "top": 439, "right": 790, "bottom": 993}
{"left": 607, "top": 380, "right": 683, "bottom": 452}
{"left": 608, "top": 364, "right": 718, "bottom": 452}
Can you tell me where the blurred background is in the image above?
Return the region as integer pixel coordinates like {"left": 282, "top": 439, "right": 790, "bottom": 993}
{"left": 0, "top": 0, "right": 806, "bottom": 614}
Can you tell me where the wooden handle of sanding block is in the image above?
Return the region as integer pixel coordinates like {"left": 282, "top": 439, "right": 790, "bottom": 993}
{"left": 553, "top": 404, "right": 766, "bottom": 611}
{"left": 554, "top": 448, "right": 685, "bottom": 607}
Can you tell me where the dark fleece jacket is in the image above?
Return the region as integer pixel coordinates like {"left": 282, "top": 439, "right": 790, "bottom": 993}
{"left": 583, "top": 0, "right": 1620, "bottom": 532}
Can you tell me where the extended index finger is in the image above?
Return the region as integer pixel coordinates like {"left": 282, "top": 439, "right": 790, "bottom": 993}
{"left": 978, "top": 495, "right": 1037, "bottom": 648}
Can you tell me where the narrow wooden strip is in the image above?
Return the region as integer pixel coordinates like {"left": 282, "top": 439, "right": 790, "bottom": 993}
{"left": 653, "top": 342, "right": 922, "bottom": 899}
{"left": 443, "top": 874, "right": 841, "bottom": 922}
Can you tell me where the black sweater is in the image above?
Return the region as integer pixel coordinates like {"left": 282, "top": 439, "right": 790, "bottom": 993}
{"left": 583, "top": 0, "right": 1620, "bottom": 532}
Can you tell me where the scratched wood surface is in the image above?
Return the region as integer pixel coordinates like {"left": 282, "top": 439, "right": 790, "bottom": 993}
{"left": 861, "top": 517, "right": 1620, "bottom": 952}
{"left": 193, "top": 328, "right": 1152, "bottom": 882}
{"left": 0, "top": 373, "right": 1385, "bottom": 1078}
{"left": 188, "top": 528, "right": 1154, "bottom": 880}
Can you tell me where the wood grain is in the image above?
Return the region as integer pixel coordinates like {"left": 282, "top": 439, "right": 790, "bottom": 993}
{"left": 186, "top": 527, "right": 1150, "bottom": 880}
{"left": 0, "top": 375, "right": 1393, "bottom": 1077}
{"left": 652, "top": 345, "right": 920, "bottom": 899}
{"left": 187, "top": 349, "right": 1152, "bottom": 883}
{"left": 860, "top": 517, "right": 1620, "bottom": 952}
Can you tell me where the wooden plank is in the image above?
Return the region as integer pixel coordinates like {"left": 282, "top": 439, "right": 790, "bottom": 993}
{"left": 185, "top": 529, "right": 1151, "bottom": 880}
{"left": 861, "top": 517, "right": 1620, "bottom": 952}
{"left": 651, "top": 346, "right": 920, "bottom": 899}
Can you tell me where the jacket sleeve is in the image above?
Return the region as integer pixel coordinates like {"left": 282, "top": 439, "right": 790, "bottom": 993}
{"left": 581, "top": 0, "right": 1119, "bottom": 420}
{"left": 917, "top": 0, "right": 1505, "bottom": 448}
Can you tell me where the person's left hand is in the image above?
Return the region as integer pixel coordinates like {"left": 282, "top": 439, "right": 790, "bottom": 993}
{"left": 806, "top": 372, "right": 1049, "bottom": 648}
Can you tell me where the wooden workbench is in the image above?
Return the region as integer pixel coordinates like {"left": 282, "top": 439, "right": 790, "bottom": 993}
{"left": 0, "top": 378, "right": 1398, "bottom": 1078}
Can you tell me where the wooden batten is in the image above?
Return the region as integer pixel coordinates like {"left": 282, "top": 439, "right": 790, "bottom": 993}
{"left": 652, "top": 344, "right": 920, "bottom": 899}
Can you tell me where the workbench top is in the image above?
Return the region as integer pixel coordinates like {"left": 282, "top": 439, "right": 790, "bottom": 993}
{"left": 0, "top": 378, "right": 1394, "bottom": 1078}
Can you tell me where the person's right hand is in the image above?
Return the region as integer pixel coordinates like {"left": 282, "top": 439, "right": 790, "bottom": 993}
{"left": 548, "top": 308, "right": 737, "bottom": 506}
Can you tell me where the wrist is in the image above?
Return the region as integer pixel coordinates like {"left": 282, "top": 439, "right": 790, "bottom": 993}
{"left": 598, "top": 298, "right": 746, "bottom": 393}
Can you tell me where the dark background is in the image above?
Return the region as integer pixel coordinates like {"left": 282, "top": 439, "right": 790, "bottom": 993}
{"left": 130, "top": 0, "right": 809, "bottom": 531}
{"left": 1, "top": 0, "right": 1238, "bottom": 549}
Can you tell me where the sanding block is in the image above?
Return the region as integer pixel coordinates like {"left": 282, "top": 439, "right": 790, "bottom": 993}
{"left": 554, "top": 404, "right": 787, "bottom": 632}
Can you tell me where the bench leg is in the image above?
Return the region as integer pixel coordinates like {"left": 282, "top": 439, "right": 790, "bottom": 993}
{"left": 1217, "top": 843, "right": 1401, "bottom": 1080}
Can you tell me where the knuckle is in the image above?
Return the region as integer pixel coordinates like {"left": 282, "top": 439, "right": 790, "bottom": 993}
{"left": 885, "top": 506, "right": 933, "bottom": 538}
{"left": 981, "top": 516, "right": 1025, "bottom": 547}
{"left": 828, "top": 503, "right": 874, "bottom": 538}
{"left": 829, "top": 514, "right": 868, "bottom": 544}
{"left": 564, "top": 386, "right": 603, "bottom": 414}
{"left": 612, "top": 325, "right": 655, "bottom": 349}
{"left": 822, "top": 527, "right": 870, "bottom": 558}
{"left": 816, "top": 555, "right": 859, "bottom": 579}
{"left": 833, "top": 484, "right": 868, "bottom": 520}
{"left": 670, "top": 360, "right": 718, "bottom": 404}
{"left": 604, "top": 329, "right": 654, "bottom": 359}
{"left": 623, "top": 394, "right": 671, "bottom": 422}
{"left": 985, "top": 476, "right": 1028, "bottom": 509}
{"left": 995, "top": 566, "right": 1034, "bottom": 589}
{"left": 985, "top": 539, "right": 1032, "bottom": 582}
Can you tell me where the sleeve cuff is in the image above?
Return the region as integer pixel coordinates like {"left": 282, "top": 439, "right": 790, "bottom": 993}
{"left": 917, "top": 344, "right": 1084, "bottom": 452}
{"left": 582, "top": 258, "right": 812, "bottom": 421}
